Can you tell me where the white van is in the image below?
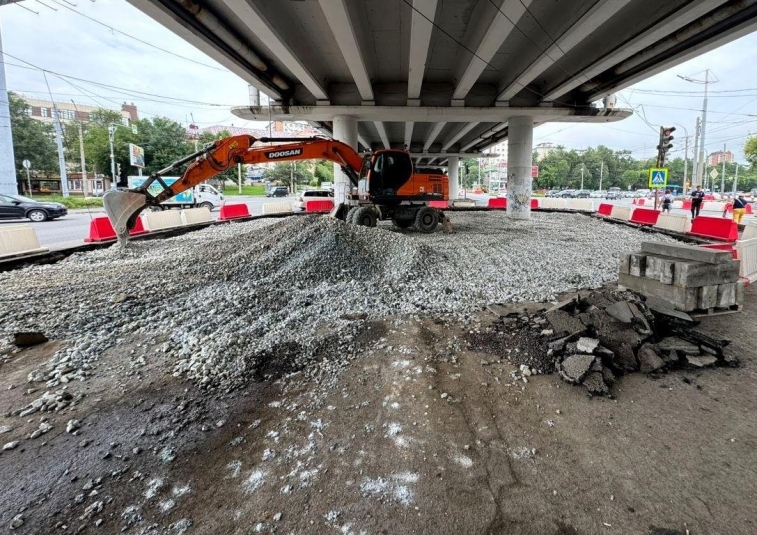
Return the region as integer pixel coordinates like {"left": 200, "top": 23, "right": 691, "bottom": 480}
{"left": 128, "top": 177, "right": 224, "bottom": 210}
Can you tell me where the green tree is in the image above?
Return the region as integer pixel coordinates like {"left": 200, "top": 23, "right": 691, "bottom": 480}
{"left": 314, "top": 160, "right": 334, "bottom": 186}
{"left": 263, "top": 161, "right": 314, "bottom": 188}
{"left": 9, "top": 93, "right": 58, "bottom": 187}
{"left": 744, "top": 136, "right": 757, "bottom": 168}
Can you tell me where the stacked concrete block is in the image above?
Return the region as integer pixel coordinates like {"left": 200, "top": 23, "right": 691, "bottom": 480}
{"left": 618, "top": 241, "right": 743, "bottom": 312}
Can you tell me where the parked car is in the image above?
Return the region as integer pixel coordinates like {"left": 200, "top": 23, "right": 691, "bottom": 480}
{"left": 293, "top": 189, "right": 334, "bottom": 211}
{"left": 633, "top": 189, "right": 652, "bottom": 198}
{"left": 573, "top": 190, "right": 591, "bottom": 198}
{"left": 0, "top": 194, "right": 68, "bottom": 222}
{"left": 590, "top": 190, "right": 606, "bottom": 198}
{"left": 266, "top": 186, "right": 289, "bottom": 197}
{"left": 605, "top": 191, "right": 623, "bottom": 200}
{"left": 557, "top": 189, "right": 575, "bottom": 198}
{"left": 545, "top": 190, "right": 560, "bottom": 198}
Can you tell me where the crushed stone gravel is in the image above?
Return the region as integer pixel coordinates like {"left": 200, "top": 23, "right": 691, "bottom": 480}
{"left": 0, "top": 212, "right": 676, "bottom": 390}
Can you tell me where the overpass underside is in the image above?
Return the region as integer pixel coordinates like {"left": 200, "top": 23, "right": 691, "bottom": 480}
{"left": 128, "top": 0, "right": 757, "bottom": 215}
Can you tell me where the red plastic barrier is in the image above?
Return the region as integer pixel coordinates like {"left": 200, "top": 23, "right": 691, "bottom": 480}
{"left": 689, "top": 216, "right": 739, "bottom": 242}
{"left": 530, "top": 198, "right": 540, "bottom": 209}
{"left": 637, "top": 198, "right": 646, "bottom": 206}
{"left": 704, "top": 194, "right": 715, "bottom": 201}
{"left": 699, "top": 243, "right": 738, "bottom": 260}
{"left": 129, "top": 216, "right": 147, "bottom": 236}
{"left": 84, "top": 216, "right": 117, "bottom": 242}
{"left": 597, "top": 203, "right": 613, "bottom": 216}
{"left": 629, "top": 207, "right": 660, "bottom": 226}
{"left": 304, "top": 199, "right": 335, "bottom": 213}
{"left": 219, "top": 203, "right": 251, "bottom": 220}
{"left": 488, "top": 198, "right": 507, "bottom": 209}
{"left": 631, "top": 198, "right": 638, "bottom": 205}
{"left": 428, "top": 200, "right": 450, "bottom": 209}
{"left": 682, "top": 200, "right": 692, "bottom": 210}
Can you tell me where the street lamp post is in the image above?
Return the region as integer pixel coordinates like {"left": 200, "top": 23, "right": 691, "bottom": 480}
{"left": 108, "top": 125, "right": 117, "bottom": 190}
{"left": 678, "top": 70, "right": 716, "bottom": 188}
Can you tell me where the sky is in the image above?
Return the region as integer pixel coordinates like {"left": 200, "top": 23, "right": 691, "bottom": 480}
{"left": 2, "top": 0, "right": 757, "bottom": 162}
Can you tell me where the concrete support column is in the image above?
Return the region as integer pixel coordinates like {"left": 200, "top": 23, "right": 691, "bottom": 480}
{"left": 506, "top": 116, "right": 534, "bottom": 219}
{"left": 332, "top": 115, "right": 358, "bottom": 205}
{"left": 0, "top": 20, "right": 18, "bottom": 196}
{"left": 447, "top": 156, "right": 459, "bottom": 200}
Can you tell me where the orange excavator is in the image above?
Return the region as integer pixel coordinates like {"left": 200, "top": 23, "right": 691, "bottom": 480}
{"left": 103, "top": 135, "right": 450, "bottom": 243}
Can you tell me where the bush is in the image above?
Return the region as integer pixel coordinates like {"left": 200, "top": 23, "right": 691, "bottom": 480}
{"left": 45, "top": 195, "right": 103, "bottom": 209}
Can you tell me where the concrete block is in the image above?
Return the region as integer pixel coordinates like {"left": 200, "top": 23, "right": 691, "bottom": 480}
{"left": 654, "top": 213, "right": 691, "bottom": 234}
{"left": 142, "top": 210, "right": 183, "bottom": 231}
{"left": 640, "top": 242, "right": 732, "bottom": 264}
{"left": 610, "top": 205, "right": 633, "bottom": 221}
{"left": 659, "top": 258, "right": 675, "bottom": 285}
{"left": 618, "top": 273, "right": 699, "bottom": 312}
{"left": 262, "top": 202, "right": 293, "bottom": 215}
{"left": 736, "top": 280, "right": 745, "bottom": 305}
{"left": 619, "top": 254, "right": 631, "bottom": 275}
{"left": 181, "top": 207, "right": 213, "bottom": 226}
{"left": 716, "top": 283, "right": 737, "bottom": 308}
{"left": 629, "top": 253, "right": 647, "bottom": 277}
{"left": 672, "top": 200, "right": 684, "bottom": 209}
{"left": 672, "top": 259, "right": 740, "bottom": 288}
{"left": 697, "top": 285, "right": 718, "bottom": 310}
{"left": 0, "top": 226, "right": 47, "bottom": 258}
{"left": 452, "top": 199, "right": 476, "bottom": 208}
{"left": 735, "top": 237, "right": 757, "bottom": 278}
{"left": 742, "top": 222, "right": 757, "bottom": 241}
{"left": 567, "top": 198, "right": 594, "bottom": 212}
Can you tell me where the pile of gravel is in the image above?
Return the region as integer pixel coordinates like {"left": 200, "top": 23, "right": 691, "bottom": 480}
{"left": 0, "top": 212, "right": 675, "bottom": 390}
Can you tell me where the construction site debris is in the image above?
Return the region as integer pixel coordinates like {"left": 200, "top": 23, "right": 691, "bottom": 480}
{"left": 0, "top": 212, "right": 673, "bottom": 391}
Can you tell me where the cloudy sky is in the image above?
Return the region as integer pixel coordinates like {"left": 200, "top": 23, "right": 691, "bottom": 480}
{"left": 3, "top": 0, "right": 757, "bottom": 161}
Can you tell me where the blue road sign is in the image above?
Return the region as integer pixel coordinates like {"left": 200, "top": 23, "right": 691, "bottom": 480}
{"left": 648, "top": 168, "right": 668, "bottom": 188}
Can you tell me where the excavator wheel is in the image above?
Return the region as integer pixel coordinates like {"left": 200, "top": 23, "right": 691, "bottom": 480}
{"left": 346, "top": 206, "right": 360, "bottom": 224}
{"left": 414, "top": 207, "right": 439, "bottom": 233}
{"left": 392, "top": 217, "right": 414, "bottom": 229}
{"left": 353, "top": 207, "right": 377, "bottom": 228}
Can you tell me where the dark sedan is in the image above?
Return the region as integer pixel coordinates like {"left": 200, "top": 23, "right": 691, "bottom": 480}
{"left": 0, "top": 194, "right": 67, "bottom": 222}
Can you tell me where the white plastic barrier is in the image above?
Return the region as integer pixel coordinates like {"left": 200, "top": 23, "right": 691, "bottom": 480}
{"left": 654, "top": 213, "right": 692, "bottom": 234}
{"left": 735, "top": 237, "right": 757, "bottom": 279}
{"left": 142, "top": 210, "right": 183, "bottom": 231}
{"left": 610, "top": 205, "right": 633, "bottom": 221}
{"left": 539, "top": 197, "right": 568, "bottom": 209}
{"left": 672, "top": 200, "right": 684, "bottom": 209}
{"left": 742, "top": 222, "right": 757, "bottom": 240}
{"left": 702, "top": 201, "right": 727, "bottom": 212}
{"left": 181, "top": 207, "right": 213, "bottom": 226}
{"left": 0, "top": 225, "right": 47, "bottom": 258}
{"left": 566, "top": 198, "right": 594, "bottom": 212}
{"left": 262, "top": 202, "right": 293, "bottom": 215}
{"left": 452, "top": 199, "right": 476, "bottom": 208}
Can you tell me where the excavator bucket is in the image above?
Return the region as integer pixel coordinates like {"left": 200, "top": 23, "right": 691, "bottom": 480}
{"left": 102, "top": 189, "right": 149, "bottom": 245}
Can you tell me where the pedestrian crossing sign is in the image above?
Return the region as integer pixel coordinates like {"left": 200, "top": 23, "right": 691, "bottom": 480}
{"left": 648, "top": 168, "right": 668, "bottom": 188}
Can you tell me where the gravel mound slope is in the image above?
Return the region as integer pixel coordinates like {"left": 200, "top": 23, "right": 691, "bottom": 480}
{"left": 0, "top": 212, "right": 674, "bottom": 388}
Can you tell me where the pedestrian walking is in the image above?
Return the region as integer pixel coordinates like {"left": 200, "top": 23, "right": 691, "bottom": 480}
{"left": 691, "top": 185, "right": 705, "bottom": 219}
{"left": 661, "top": 189, "right": 673, "bottom": 213}
{"left": 723, "top": 194, "right": 749, "bottom": 224}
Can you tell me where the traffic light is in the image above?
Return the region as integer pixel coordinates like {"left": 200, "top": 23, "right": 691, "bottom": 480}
{"left": 656, "top": 126, "right": 675, "bottom": 167}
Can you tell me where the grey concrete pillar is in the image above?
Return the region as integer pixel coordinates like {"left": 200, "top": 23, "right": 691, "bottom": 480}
{"left": 332, "top": 115, "right": 358, "bottom": 204}
{"left": 507, "top": 116, "right": 534, "bottom": 219}
{"left": 447, "top": 156, "right": 459, "bottom": 200}
{"left": 0, "top": 20, "right": 18, "bottom": 196}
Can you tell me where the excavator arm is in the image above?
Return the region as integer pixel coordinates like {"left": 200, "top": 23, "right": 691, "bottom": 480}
{"left": 103, "top": 135, "right": 366, "bottom": 243}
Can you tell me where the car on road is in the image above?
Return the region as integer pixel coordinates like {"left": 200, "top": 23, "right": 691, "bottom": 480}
{"left": 545, "top": 190, "right": 560, "bottom": 198}
{"left": 266, "top": 186, "right": 289, "bottom": 198}
{"left": 590, "top": 190, "right": 606, "bottom": 198}
{"left": 633, "top": 189, "right": 652, "bottom": 198}
{"left": 556, "top": 189, "right": 576, "bottom": 198}
{"left": 605, "top": 190, "right": 623, "bottom": 200}
{"left": 573, "top": 190, "right": 591, "bottom": 198}
{"left": 293, "top": 189, "right": 334, "bottom": 211}
{"left": 0, "top": 194, "right": 68, "bottom": 222}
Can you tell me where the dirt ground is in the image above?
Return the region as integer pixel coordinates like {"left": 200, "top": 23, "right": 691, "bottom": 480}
{"left": 1, "top": 286, "right": 756, "bottom": 535}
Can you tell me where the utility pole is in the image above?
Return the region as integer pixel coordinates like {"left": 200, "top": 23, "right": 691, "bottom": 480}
{"left": 720, "top": 144, "right": 726, "bottom": 194}
{"left": 108, "top": 125, "right": 117, "bottom": 190}
{"left": 71, "top": 102, "right": 87, "bottom": 196}
{"left": 0, "top": 19, "right": 18, "bottom": 196}
{"left": 683, "top": 134, "right": 688, "bottom": 193}
{"left": 733, "top": 163, "right": 739, "bottom": 193}
{"left": 580, "top": 164, "right": 584, "bottom": 190}
{"left": 678, "top": 70, "right": 715, "bottom": 188}
{"left": 51, "top": 106, "right": 69, "bottom": 197}
{"left": 692, "top": 117, "right": 701, "bottom": 188}
{"left": 238, "top": 163, "right": 243, "bottom": 194}
{"left": 599, "top": 160, "right": 604, "bottom": 191}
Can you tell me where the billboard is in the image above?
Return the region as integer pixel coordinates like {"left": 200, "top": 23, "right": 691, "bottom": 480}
{"left": 129, "top": 143, "right": 145, "bottom": 168}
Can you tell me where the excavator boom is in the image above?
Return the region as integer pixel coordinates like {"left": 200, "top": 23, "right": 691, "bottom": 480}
{"left": 103, "top": 135, "right": 365, "bottom": 243}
